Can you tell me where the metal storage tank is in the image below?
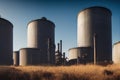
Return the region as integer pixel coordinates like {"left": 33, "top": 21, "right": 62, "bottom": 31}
{"left": 19, "top": 48, "right": 41, "bottom": 66}
{"left": 0, "top": 18, "right": 13, "bottom": 65}
{"left": 13, "top": 51, "right": 19, "bottom": 66}
{"left": 27, "top": 17, "right": 55, "bottom": 64}
{"left": 113, "top": 41, "right": 120, "bottom": 64}
{"left": 68, "top": 47, "right": 93, "bottom": 64}
{"left": 77, "top": 6, "right": 112, "bottom": 63}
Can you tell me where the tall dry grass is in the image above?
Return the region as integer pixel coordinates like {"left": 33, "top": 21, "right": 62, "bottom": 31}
{"left": 0, "top": 64, "right": 120, "bottom": 80}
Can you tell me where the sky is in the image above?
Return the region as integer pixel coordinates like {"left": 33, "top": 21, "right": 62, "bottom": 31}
{"left": 0, "top": 0, "right": 120, "bottom": 56}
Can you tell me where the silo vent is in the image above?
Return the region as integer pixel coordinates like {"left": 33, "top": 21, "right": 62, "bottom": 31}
{"left": 41, "top": 17, "right": 47, "bottom": 20}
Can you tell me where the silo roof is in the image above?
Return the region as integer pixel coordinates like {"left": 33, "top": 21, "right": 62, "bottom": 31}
{"left": 113, "top": 41, "right": 120, "bottom": 45}
{"left": 79, "top": 6, "right": 112, "bottom": 15}
{"left": 0, "top": 18, "right": 13, "bottom": 28}
{"left": 20, "top": 48, "right": 40, "bottom": 50}
{"left": 27, "top": 17, "right": 55, "bottom": 27}
{"left": 68, "top": 47, "right": 92, "bottom": 51}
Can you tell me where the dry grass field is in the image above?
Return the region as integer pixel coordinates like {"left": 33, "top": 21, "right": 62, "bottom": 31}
{"left": 0, "top": 64, "right": 120, "bottom": 80}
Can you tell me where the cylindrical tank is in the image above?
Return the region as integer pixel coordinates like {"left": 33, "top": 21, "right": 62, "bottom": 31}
{"left": 77, "top": 6, "right": 112, "bottom": 63}
{"left": 0, "top": 18, "right": 13, "bottom": 65}
{"left": 68, "top": 47, "right": 93, "bottom": 64}
{"left": 13, "top": 51, "right": 19, "bottom": 66}
{"left": 27, "top": 17, "right": 55, "bottom": 64}
{"left": 19, "top": 48, "right": 41, "bottom": 66}
{"left": 113, "top": 41, "right": 120, "bottom": 64}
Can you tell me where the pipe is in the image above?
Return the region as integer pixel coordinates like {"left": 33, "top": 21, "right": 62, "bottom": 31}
{"left": 57, "top": 43, "right": 60, "bottom": 52}
{"left": 60, "top": 40, "right": 62, "bottom": 54}
{"left": 94, "top": 33, "right": 97, "bottom": 65}
{"left": 47, "top": 38, "right": 51, "bottom": 64}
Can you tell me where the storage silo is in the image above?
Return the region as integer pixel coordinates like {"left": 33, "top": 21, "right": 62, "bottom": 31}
{"left": 19, "top": 48, "right": 41, "bottom": 66}
{"left": 0, "top": 18, "right": 13, "bottom": 65}
{"left": 27, "top": 17, "right": 55, "bottom": 64}
{"left": 77, "top": 6, "right": 112, "bottom": 63}
{"left": 113, "top": 41, "right": 120, "bottom": 64}
{"left": 68, "top": 47, "right": 93, "bottom": 64}
{"left": 13, "top": 51, "right": 19, "bottom": 66}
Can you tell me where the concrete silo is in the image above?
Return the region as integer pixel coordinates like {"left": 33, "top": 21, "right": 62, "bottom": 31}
{"left": 13, "top": 51, "right": 19, "bottom": 66}
{"left": 19, "top": 48, "right": 41, "bottom": 66}
{"left": 68, "top": 47, "right": 92, "bottom": 64}
{"left": 0, "top": 18, "right": 13, "bottom": 65}
{"left": 77, "top": 6, "right": 112, "bottom": 64}
{"left": 113, "top": 41, "right": 120, "bottom": 64}
{"left": 27, "top": 17, "right": 55, "bottom": 64}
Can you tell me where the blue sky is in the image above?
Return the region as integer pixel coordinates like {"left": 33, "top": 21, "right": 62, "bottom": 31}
{"left": 0, "top": 0, "right": 120, "bottom": 56}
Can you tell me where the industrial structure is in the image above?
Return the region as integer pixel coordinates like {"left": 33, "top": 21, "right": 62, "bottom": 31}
{"left": 19, "top": 48, "right": 41, "bottom": 65}
{"left": 13, "top": 51, "right": 19, "bottom": 66}
{"left": 55, "top": 43, "right": 62, "bottom": 65}
{"left": 55, "top": 40, "right": 66, "bottom": 65}
{"left": 0, "top": 18, "right": 13, "bottom": 65}
{"left": 19, "top": 17, "right": 55, "bottom": 66}
{"left": 0, "top": 6, "right": 116, "bottom": 66}
{"left": 69, "top": 47, "right": 92, "bottom": 64}
{"left": 113, "top": 41, "right": 120, "bottom": 64}
{"left": 69, "top": 6, "right": 112, "bottom": 64}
